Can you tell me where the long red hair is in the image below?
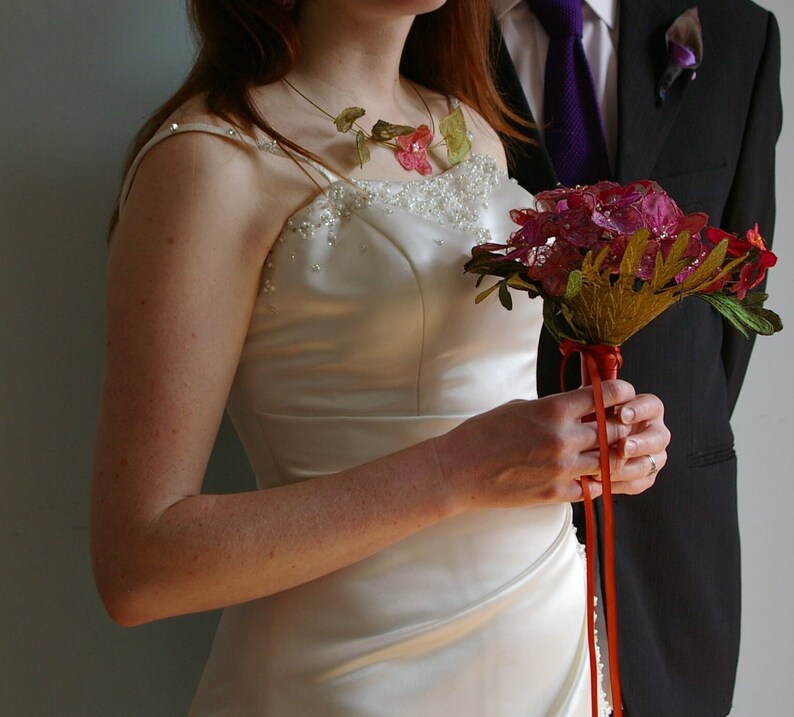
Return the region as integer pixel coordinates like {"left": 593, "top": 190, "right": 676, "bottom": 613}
{"left": 112, "top": 1, "right": 522, "bottom": 228}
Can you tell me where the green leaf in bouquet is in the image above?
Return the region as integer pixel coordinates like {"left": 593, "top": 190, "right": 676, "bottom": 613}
{"left": 475, "top": 282, "right": 501, "bottom": 304}
{"left": 498, "top": 280, "right": 513, "bottom": 310}
{"left": 563, "top": 270, "right": 582, "bottom": 301}
{"left": 543, "top": 301, "right": 571, "bottom": 345}
{"left": 335, "top": 107, "right": 366, "bottom": 133}
{"left": 506, "top": 274, "right": 542, "bottom": 297}
{"left": 371, "top": 120, "right": 415, "bottom": 141}
{"left": 699, "top": 292, "right": 782, "bottom": 337}
{"left": 355, "top": 130, "right": 371, "bottom": 168}
{"left": 750, "top": 306, "right": 784, "bottom": 334}
{"left": 439, "top": 106, "right": 472, "bottom": 165}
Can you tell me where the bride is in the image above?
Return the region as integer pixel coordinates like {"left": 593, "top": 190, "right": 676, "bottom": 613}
{"left": 91, "top": 1, "right": 669, "bottom": 714}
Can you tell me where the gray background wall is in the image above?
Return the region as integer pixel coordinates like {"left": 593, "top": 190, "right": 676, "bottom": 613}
{"left": 1, "top": 1, "right": 791, "bottom": 714}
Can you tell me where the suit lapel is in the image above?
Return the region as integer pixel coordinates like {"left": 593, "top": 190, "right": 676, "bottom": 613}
{"left": 615, "top": 0, "right": 693, "bottom": 182}
{"left": 492, "top": 25, "right": 558, "bottom": 193}
{"left": 496, "top": 1, "right": 695, "bottom": 188}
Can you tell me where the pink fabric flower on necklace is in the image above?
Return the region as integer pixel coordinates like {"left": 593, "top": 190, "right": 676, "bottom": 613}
{"left": 396, "top": 125, "right": 433, "bottom": 175}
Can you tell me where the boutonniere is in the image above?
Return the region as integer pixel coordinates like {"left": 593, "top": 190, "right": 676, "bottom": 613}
{"left": 656, "top": 7, "right": 703, "bottom": 106}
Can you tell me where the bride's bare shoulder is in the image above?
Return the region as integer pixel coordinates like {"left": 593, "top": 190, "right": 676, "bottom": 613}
{"left": 118, "top": 92, "right": 321, "bottom": 252}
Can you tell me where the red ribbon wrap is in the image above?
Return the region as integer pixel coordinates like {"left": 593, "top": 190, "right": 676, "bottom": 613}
{"left": 559, "top": 340, "right": 624, "bottom": 717}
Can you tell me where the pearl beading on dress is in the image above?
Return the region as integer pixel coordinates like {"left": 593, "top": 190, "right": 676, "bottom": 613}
{"left": 258, "top": 153, "right": 504, "bottom": 294}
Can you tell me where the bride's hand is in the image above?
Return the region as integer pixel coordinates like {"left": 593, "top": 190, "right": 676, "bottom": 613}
{"left": 604, "top": 393, "right": 669, "bottom": 496}
{"left": 432, "top": 379, "right": 669, "bottom": 511}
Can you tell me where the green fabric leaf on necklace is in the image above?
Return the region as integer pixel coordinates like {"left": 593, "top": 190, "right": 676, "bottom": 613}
{"left": 355, "top": 130, "right": 371, "bottom": 168}
{"left": 335, "top": 107, "right": 366, "bottom": 133}
{"left": 283, "top": 77, "right": 472, "bottom": 176}
{"left": 440, "top": 106, "right": 472, "bottom": 166}
{"left": 370, "top": 120, "right": 416, "bottom": 141}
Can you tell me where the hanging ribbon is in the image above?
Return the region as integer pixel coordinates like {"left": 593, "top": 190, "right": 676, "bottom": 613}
{"left": 559, "top": 339, "right": 624, "bottom": 717}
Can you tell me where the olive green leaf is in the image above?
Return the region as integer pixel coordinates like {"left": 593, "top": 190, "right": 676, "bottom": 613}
{"left": 475, "top": 281, "right": 501, "bottom": 304}
{"left": 371, "top": 120, "right": 415, "bottom": 141}
{"left": 563, "top": 270, "right": 582, "bottom": 301}
{"left": 335, "top": 107, "right": 366, "bottom": 133}
{"left": 355, "top": 130, "right": 371, "bottom": 167}
{"left": 440, "top": 106, "right": 472, "bottom": 165}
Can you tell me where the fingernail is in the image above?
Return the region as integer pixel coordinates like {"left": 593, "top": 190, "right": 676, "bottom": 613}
{"left": 624, "top": 439, "right": 638, "bottom": 456}
{"left": 620, "top": 407, "right": 636, "bottom": 423}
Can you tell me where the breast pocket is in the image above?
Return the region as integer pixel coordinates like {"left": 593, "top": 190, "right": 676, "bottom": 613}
{"left": 653, "top": 163, "right": 730, "bottom": 216}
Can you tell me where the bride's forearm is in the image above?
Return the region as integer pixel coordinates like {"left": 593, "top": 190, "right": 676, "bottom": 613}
{"left": 91, "top": 439, "right": 458, "bottom": 627}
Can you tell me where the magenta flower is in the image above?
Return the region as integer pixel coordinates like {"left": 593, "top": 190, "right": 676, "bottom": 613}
{"left": 639, "top": 191, "right": 707, "bottom": 242}
{"left": 396, "top": 125, "right": 433, "bottom": 175}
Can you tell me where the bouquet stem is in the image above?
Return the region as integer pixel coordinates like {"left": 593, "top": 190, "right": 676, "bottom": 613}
{"left": 560, "top": 341, "right": 623, "bottom": 717}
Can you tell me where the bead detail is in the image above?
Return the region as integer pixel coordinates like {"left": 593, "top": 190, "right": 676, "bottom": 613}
{"left": 259, "top": 155, "right": 506, "bottom": 314}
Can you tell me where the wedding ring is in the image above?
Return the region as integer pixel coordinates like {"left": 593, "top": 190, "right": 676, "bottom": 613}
{"left": 645, "top": 454, "right": 658, "bottom": 477}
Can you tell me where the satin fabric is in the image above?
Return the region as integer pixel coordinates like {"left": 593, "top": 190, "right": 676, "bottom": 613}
{"left": 127, "top": 125, "right": 604, "bottom": 715}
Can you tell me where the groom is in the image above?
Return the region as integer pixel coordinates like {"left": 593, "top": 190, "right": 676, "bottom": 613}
{"left": 492, "top": 1, "right": 781, "bottom": 715}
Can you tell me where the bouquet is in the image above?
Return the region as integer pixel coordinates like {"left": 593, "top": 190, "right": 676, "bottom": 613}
{"left": 464, "top": 180, "right": 781, "bottom": 716}
{"left": 465, "top": 180, "right": 780, "bottom": 346}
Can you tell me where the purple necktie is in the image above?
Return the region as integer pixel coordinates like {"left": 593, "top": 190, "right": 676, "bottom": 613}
{"left": 532, "top": 0, "right": 610, "bottom": 186}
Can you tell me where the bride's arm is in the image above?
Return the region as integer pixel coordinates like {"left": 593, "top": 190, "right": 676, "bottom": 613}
{"left": 91, "top": 129, "right": 668, "bottom": 628}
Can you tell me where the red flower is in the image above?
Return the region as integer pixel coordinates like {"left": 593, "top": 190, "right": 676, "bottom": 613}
{"left": 732, "top": 246, "right": 777, "bottom": 299}
{"left": 396, "top": 125, "right": 433, "bottom": 175}
{"left": 527, "top": 240, "right": 582, "bottom": 296}
{"left": 552, "top": 208, "right": 603, "bottom": 249}
{"left": 706, "top": 224, "right": 777, "bottom": 298}
{"left": 707, "top": 225, "right": 754, "bottom": 257}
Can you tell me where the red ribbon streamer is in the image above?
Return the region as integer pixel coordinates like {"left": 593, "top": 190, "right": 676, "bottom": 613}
{"left": 560, "top": 340, "right": 624, "bottom": 717}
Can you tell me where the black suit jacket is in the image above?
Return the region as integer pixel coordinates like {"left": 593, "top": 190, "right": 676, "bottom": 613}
{"left": 495, "top": 2, "right": 781, "bottom": 715}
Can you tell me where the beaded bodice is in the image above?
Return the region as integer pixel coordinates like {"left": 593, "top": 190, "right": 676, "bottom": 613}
{"left": 227, "top": 134, "right": 545, "bottom": 488}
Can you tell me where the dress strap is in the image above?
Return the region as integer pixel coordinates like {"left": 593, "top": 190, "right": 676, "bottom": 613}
{"left": 118, "top": 121, "right": 341, "bottom": 209}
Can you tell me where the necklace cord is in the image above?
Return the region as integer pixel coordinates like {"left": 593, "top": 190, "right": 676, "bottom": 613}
{"left": 283, "top": 77, "right": 435, "bottom": 143}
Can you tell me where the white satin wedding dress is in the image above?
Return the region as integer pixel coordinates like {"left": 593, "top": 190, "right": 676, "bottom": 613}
{"left": 122, "top": 122, "right": 606, "bottom": 716}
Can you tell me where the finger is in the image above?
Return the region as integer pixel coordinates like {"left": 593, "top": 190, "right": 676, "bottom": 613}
{"left": 575, "top": 449, "right": 665, "bottom": 497}
{"left": 572, "top": 477, "right": 604, "bottom": 502}
{"left": 574, "top": 445, "right": 630, "bottom": 479}
{"left": 572, "top": 412, "right": 638, "bottom": 453}
{"left": 616, "top": 393, "right": 665, "bottom": 426}
{"left": 611, "top": 451, "right": 667, "bottom": 483}
{"left": 610, "top": 452, "right": 665, "bottom": 495}
{"left": 556, "top": 380, "right": 637, "bottom": 420}
{"left": 616, "top": 423, "right": 671, "bottom": 460}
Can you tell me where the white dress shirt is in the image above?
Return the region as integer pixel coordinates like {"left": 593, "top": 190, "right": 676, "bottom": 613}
{"left": 494, "top": 0, "right": 619, "bottom": 170}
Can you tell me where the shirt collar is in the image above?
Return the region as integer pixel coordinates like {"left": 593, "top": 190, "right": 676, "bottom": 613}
{"left": 588, "top": 0, "right": 617, "bottom": 30}
{"left": 494, "top": 0, "right": 618, "bottom": 30}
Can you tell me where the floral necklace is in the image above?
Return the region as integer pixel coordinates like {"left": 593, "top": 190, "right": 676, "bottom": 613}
{"left": 283, "top": 78, "right": 471, "bottom": 176}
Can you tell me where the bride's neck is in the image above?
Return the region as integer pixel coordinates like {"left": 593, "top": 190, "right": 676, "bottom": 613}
{"left": 288, "top": 5, "right": 414, "bottom": 112}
